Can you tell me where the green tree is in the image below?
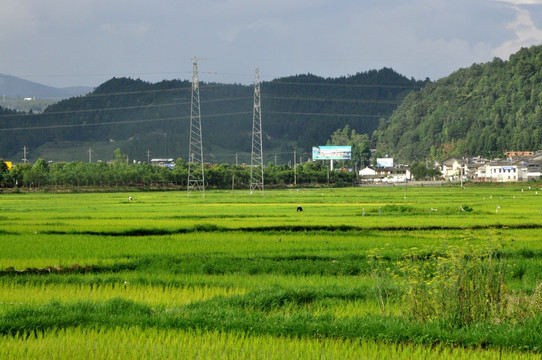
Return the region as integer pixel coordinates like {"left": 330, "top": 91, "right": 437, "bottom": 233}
{"left": 410, "top": 162, "right": 441, "bottom": 180}
{"left": 113, "top": 148, "right": 128, "bottom": 167}
{"left": 26, "top": 159, "right": 50, "bottom": 187}
{"left": 0, "top": 159, "right": 10, "bottom": 186}
{"left": 327, "top": 125, "right": 371, "bottom": 168}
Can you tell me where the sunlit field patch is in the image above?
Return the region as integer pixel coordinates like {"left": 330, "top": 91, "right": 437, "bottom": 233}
{"left": 2, "top": 327, "right": 539, "bottom": 360}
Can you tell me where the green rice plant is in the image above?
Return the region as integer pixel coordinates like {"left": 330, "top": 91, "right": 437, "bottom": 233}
{"left": 310, "top": 297, "right": 400, "bottom": 317}
{"left": 3, "top": 186, "right": 542, "bottom": 356}
{"left": 0, "top": 273, "right": 373, "bottom": 295}
{"left": 1, "top": 326, "right": 539, "bottom": 360}
{"left": 4, "top": 186, "right": 542, "bottom": 234}
{"left": 0, "top": 282, "right": 245, "bottom": 310}
{"left": 3, "top": 297, "right": 542, "bottom": 352}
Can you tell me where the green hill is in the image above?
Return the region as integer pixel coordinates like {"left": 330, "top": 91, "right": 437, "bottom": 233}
{"left": 0, "top": 69, "right": 425, "bottom": 164}
{"left": 375, "top": 45, "right": 542, "bottom": 162}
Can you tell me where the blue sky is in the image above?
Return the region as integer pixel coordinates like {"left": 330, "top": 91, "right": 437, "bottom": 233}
{"left": 1, "top": 0, "right": 542, "bottom": 88}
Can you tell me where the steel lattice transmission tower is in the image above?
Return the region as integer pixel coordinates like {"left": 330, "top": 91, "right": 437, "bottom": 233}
{"left": 187, "top": 57, "right": 205, "bottom": 197}
{"left": 250, "top": 68, "right": 264, "bottom": 194}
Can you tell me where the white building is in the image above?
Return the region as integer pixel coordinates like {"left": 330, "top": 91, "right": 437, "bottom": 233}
{"left": 359, "top": 166, "right": 410, "bottom": 183}
{"left": 359, "top": 167, "right": 377, "bottom": 176}
{"left": 483, "top": 160, "right": 520, "bottom": 182}
{"left": 525, "top": 161, "right": 542, "bottom": 180}
{"left": 441, "top": 157, "right": 469, "bottom": 181}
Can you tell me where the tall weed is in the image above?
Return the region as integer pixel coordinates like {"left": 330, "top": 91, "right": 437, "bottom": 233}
{"left": 371, "top": 234, "right": 510, "bottom": 327}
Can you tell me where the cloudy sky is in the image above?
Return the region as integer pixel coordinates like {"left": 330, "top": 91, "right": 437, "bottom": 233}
{"left": 2, "top": 0, "right": 542, "bottom": 88}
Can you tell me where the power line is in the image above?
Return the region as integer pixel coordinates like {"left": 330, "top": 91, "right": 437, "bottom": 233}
{"left": 0, "top": 94, "right": 399, "bottom": 120}
{"left": 0, "top": 108, "right": 388, "bottom": 132}
{"left": 0, "top": 78, "right": 407, "bottom": 131}
{"left": 10, "top": 68, "right": 426, "bottom": 85}
{"left": 0, "top": 97, "right": 253, "bottom": 118}
{"left": 2, "top": 75, "right": 420, "bottom": 102}
{"left": 267, "top": 111, "right": 387, "bottom": 118}
{"left": 82, "top": 82, "right": 242, "bottom": 98}
{"left": 0, "top": 112, "right": 252, "bottom": 132}
{"left": 11, "top": 71, "right": 190, "bottom": 80}
{"left": 266, "top": 81, "right": 423, "bottom": 89}
{"left": 265, "top": 95, "right": 402, "bottom": 105}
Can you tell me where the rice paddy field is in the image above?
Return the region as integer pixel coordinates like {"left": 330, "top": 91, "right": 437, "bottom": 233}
{"left": 2, "top": 184, "right": 542, "bottom": 359}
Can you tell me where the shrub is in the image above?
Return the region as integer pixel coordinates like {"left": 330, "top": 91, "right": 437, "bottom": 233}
{"left": 399, "top": 242, "right": 507, "bottom": 327}
{"left": 370, "top": 237, "right": 510, "bottom": 327}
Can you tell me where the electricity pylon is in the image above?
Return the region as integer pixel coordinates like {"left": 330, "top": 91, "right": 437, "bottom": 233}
{"left": 187, "top": 57, "right": 205, "bottom": 197}
{"left": 250, "top": 68, "right": 264, "bottom": 194}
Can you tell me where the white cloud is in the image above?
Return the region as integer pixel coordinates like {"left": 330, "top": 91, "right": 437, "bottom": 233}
{"left": 495, "top": 0, "right": 542, "bottom": 4}
{"left": 492, "top": 3, "right": 542, "bottom": 59}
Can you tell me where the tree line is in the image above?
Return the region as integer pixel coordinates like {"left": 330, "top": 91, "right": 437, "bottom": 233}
{"left": 0, "top": 155, "right": 356, "bottom": 190}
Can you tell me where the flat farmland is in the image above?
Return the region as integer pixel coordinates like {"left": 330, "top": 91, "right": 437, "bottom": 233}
{"left": 1, "top": 185, "right": 542, "bottom": 359}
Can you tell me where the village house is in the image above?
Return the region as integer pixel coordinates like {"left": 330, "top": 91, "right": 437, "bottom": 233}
{"left": 440, "top": 157, "right": 471, "bottom": 181}
{"left": 359, "top": 166, "right": 410, "bottom": 183}
{"left": 525, "top": 161, "right": 542, "bottom": 180}
{"left": 479, "top": 160, "right": 521, "bottom": 182}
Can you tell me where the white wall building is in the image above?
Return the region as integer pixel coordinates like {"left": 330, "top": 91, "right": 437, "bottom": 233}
{"left": 359, "top": 166, "right": 410, "bottom": 183}
{"left": 484, "top": 160, "right": 520, "bottom": 182}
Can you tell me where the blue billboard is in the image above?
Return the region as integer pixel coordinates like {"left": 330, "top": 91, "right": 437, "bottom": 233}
{"left": 312, "top": 146, "right": 352, "bottom": 160}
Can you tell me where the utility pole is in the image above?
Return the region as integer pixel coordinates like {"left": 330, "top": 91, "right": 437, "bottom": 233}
{"left": 22, "top": 146, "right": 28, "bottom": 164}
{"left": 187, "top": 57, "right": 205, "bottom": 198}
{"left": 274, "top": 154, "right": 277, "bottom": 166}
{"left": 294, "top": 149, "right": 297, "bottom": 185}
{"left": 88, "top": 148, "right": 92, "bottom": 163}
{"left": 250, "top": 68, "right": 264, "bottom": 194}
{"left": 232, "top": 153, "right": 238, "bottom": 196}
{"left": 147, "top": 149, "right": 151, "bottom": 164}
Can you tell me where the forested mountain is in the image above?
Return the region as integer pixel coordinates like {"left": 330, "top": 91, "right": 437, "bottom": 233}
{"left": 375, "top": 45, "right": 542, "bottom": 162}
{"left": 0, "top": 69, "right": 425, "bottom": 164}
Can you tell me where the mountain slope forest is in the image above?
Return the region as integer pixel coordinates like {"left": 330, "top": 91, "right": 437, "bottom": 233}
{"left": 375, "top": 45, "right": 542, "bottom": 162}
{"left": 0, "top": 69, "right": 425, "bottom": 164}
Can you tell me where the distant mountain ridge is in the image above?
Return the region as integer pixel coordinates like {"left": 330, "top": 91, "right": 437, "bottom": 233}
{"left": 0, "top": 74, "right": 92, "bottom": 100}
{"left": 0, "top": 69, "right": 425, "bottom": 163}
